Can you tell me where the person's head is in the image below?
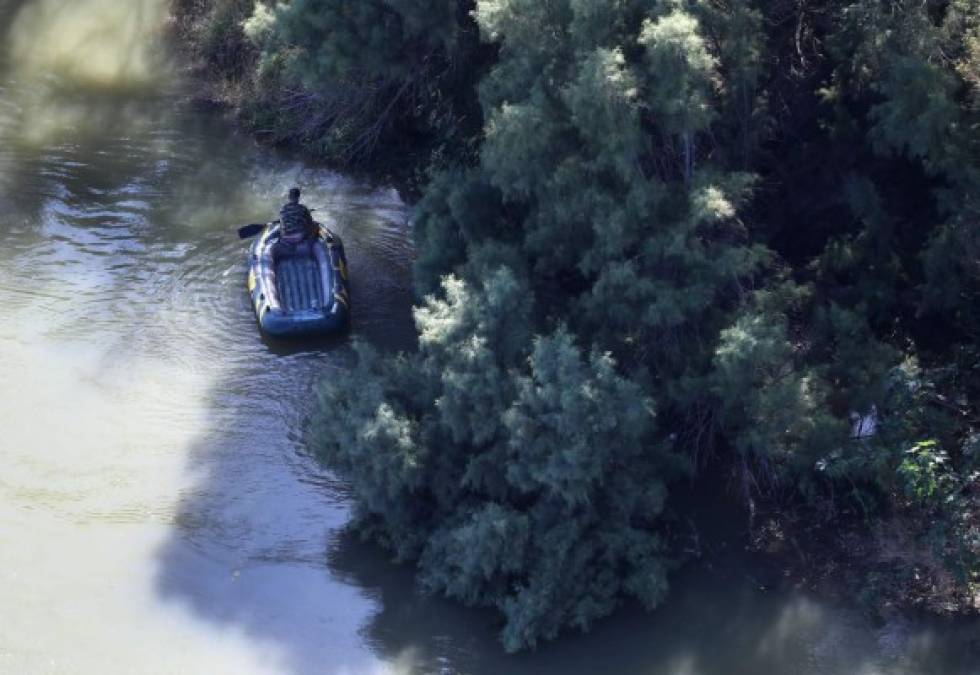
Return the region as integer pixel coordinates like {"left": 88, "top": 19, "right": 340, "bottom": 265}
{"left": 288, "top": 187, "right": 301, "bottom": 203}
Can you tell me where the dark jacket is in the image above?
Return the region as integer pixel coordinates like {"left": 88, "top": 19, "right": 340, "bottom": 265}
{"left": 280, "top": 202, "right": 314, "bottom": 242}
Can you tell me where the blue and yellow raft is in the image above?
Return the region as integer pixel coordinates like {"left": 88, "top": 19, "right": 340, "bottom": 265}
{"left": 247, "top": 222, "right": 351, "bottom": 338}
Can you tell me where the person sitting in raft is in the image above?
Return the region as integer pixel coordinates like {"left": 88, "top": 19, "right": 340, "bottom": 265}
{"left": 278, "top": 187, "right": 316, "bottom": 245}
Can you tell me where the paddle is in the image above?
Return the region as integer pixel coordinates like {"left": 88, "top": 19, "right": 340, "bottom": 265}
{"left": 237, "top": 223, "right": 266, "bottom": 239}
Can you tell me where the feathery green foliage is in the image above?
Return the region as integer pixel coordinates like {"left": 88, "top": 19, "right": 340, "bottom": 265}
{"left": 175, "top": 0, "right": 980, "bottom": 650}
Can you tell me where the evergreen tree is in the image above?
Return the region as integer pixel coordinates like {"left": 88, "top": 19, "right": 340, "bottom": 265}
{"left": 316, "top": 0, "right": 778, "bottom": 649}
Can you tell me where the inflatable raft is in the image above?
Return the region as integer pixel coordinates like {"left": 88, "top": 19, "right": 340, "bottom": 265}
{"left": 247, "top": 222, "right": 350, "bottom": 338}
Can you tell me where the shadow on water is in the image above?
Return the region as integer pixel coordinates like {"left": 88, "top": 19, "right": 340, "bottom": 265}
{"left": 325, "top": 523, "right": 980, "bottom": 675}
{"left": 150, "top": 245, "right": 418, "bottom": 674}
{"left": 146, "top": 156, "right": 419, "bottom": 673}
{"left": 0, "top": 0, "right": 31, "bottom": 32}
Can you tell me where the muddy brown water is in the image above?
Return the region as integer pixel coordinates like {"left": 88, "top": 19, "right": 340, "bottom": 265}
{"left": 0, "top": 1, "right": 978, "bottom": 673}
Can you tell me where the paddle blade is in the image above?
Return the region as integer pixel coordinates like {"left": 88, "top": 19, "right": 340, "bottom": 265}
{"left": 238, "top": 223, "right": 266, "bottom": 239}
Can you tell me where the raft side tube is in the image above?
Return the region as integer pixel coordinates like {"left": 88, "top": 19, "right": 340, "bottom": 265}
{"left": 246, "top": 222, "right": 350, "bottom": 338}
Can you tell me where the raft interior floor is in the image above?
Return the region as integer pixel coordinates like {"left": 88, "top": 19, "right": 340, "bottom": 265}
{"left": 275, "top": 253, "right": 326, "bottom": 312}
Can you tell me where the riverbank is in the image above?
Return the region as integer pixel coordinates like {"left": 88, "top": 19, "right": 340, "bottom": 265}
{"left": 165, "top": 0, "right": 466, "bottom": 196}
{"left": 673, "top": 466, "right": 979, "bottom": 624}
{"left": 749, "top": 499, "right": 980, "bottom": 620}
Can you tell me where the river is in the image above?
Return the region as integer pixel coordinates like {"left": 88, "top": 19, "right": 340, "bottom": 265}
{"left": 0, "top": 1, "right": 977, "bottom": 673}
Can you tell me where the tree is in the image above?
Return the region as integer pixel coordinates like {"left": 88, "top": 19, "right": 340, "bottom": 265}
{"left": 233, "top": 0, "right": 484, "bottom": 165}
{"left": 316, "top": 0, "right": 775, "bottom": 650}
{"left": 315, "top": 274, "right": 678, "bottom": 651}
